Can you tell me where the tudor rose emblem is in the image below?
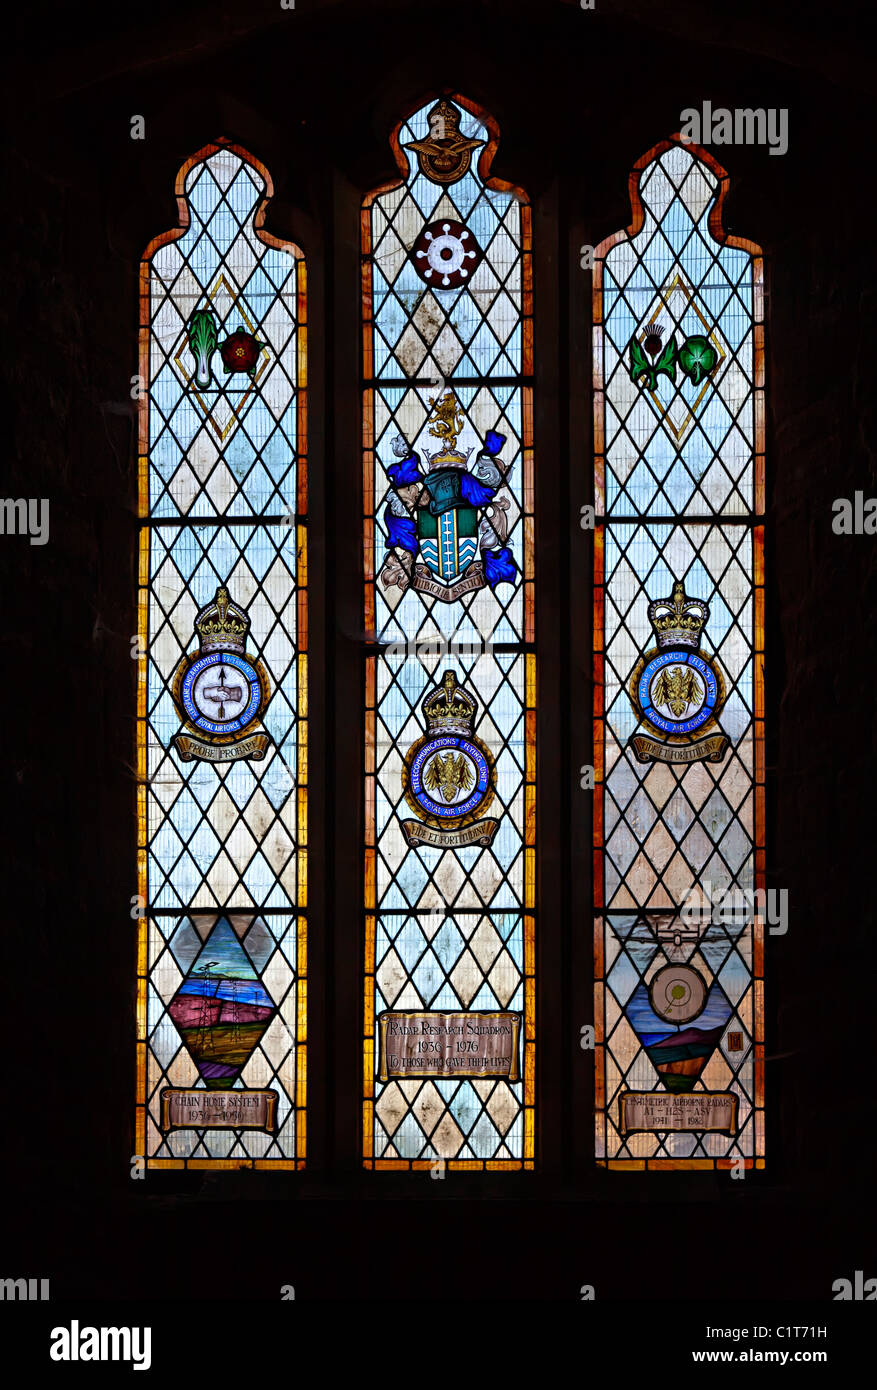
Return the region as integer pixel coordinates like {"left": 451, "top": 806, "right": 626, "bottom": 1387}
{"left": 628, "top": 580, "right": 728, "bottom": 765}
{"left": 170, "top": 585, "right": 272, "bottom": 764}
{"left": 401, "top": 671, "right": 499, "bottom": 849}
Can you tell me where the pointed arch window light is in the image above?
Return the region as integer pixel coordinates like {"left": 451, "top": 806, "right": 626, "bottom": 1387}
{"left": 361, "top": 96, "right": 536, "bottom": 1170}
{"left": 135, "top": 140, "right": 307, "bottom": 1169}
{"left": 592, "top": 138, "right": 765, "bottom": 1170}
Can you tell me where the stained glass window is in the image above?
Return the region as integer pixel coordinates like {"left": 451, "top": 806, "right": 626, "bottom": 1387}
{"left": 592, "top": 138, "right": 765, "bottom": 1170}
{"left": 136, "top": 140, "right": 307, "bottom": 1169}
{"left": 362, "top": 96, "right": 535, "bottom": 1169}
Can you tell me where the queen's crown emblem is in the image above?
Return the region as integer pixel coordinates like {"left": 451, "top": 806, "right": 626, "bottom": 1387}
{"left": 648, "top": 582, "right": 709, "bottom": 651}
{"left": 170, "top": 582, "right": 272, "bottom": 764}
{"left": 401, "top": 670, "right": 499, "bottom": 849}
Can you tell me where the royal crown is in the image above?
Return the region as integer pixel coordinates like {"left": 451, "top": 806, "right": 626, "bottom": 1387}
{"left": 195, "top": 585, "right": 250, "bottom": 654}
{"left": 422, "top": 670, "right": 477, "bottom": 734}
{"left": 648, "top": 581, "right": 708, "bottom": 650}
{"left": 430, "top": 98, "right": 461, "bottom": 129}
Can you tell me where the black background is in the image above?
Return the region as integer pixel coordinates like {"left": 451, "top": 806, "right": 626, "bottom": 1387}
{"left": 1, "top": 0, "right": 874, "bottom": 1302}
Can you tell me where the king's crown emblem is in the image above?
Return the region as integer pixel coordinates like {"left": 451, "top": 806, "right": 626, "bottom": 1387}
{"left": 648, "top": 581, "right": 708, "bottom": 651}
{"left": 194, "top": 585, "right": 250, "bottom": 654}
{"left": 422, "top": 670, "right": 477, "bottom": 735}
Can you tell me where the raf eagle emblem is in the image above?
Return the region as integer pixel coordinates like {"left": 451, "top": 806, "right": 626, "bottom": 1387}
{"left": 650, "top": 664, "right": 704, "bottom": 718}
{"left": 424, "top": 750, "right": 476, "bottom": 804}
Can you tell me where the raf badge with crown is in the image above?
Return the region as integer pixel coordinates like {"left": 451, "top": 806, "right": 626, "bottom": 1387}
{"left": 170, "top": 585, "right": 273, "bottom": 764}
{"left": 628, "top": 580, "right": 728, "bottom": 765}
{"left": 401, "top": 670, "right": 499, "bottom": 849}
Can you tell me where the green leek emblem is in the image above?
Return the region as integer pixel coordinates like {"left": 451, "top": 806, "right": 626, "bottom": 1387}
{"left": 187, "top": 309, "right": 219, "bottom": 390}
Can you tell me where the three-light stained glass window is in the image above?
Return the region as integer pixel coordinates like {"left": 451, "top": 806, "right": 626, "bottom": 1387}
{"left": 592, "top": 138, "right": 765, "bottom": 1170}
{"left": 136, "top": 141, "right": 307, "bottom": 1169}
{"left": 362, "top": 96, "right": 535, "bottom": 1169}
{"left": 133, "top": 125, "right": 769, "bottom": 1177}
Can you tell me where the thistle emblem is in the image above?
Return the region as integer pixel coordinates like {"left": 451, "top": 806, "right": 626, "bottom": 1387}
{"left": 629, "top": 329, "right": 718, "bottom": 392}
{"left": 624, "top": 270, "right": 727, "bottom": 443}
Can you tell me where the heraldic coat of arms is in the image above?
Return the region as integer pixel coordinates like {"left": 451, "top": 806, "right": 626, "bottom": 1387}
{"left": 380, "top": 392, "right": 516, "bottom": 601}
{"left": 170, "top": 584, "right": 273, "bottom": 764}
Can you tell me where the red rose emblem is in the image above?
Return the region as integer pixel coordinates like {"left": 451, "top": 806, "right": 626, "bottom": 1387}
{"left": 219, "top": 329, "right": 264, "bottom": 378}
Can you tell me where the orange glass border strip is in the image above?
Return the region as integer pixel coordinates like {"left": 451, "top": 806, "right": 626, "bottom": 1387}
{"left": 365, "top": 1159, "right": 529, "bottom": 1173}
{"left": 752, "top": 524, "right": 766, "bottom": 1151}
{"left": 597, "top": 1159, "right": 759, "bottom": 1172}
{"left": 296, "top": 256, "right": 309, "bottom": 516}
{"left": 138, "top": 141, "right": 308, "bottom": 1170}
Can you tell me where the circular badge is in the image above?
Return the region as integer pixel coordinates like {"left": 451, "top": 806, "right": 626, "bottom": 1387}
{"left": 634, "top": 648, "right": 723, "bottom": 738}
{"left": 648, "top": 964, "right": 708, "bottom": 1024}
{"left": 179, "top": 651, "right": 263, "bottom": 737}
{"left": 411, "top": 220, "right": 483, "bottom": 289}
{"left": 403, "top": 732, "right": 495, "bottom": 829}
